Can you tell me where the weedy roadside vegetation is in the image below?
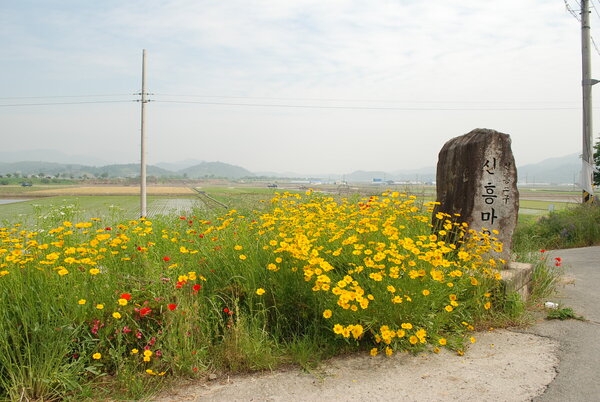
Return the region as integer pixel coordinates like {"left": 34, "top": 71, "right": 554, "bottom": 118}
{"left": 0, "top": 189, "right": 565, "bottom": 401}
{"left": 513, "top": 202, "right": 600, "bottom": 251}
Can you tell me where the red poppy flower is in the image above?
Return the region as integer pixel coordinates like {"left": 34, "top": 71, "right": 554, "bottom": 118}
{"left": 162, "top": 256, "right": 171, "bottom": 262}
{"left": 223, "top": 307, "right": 233, "bottom": 316}
{"left": 167, "top": 303, "right": 177, "bottom": 311}
{"left": 179, "top": 216, "right": 187, "bottom": 220}
{"left": 139, "top": 307, "right": 152, "bottom": 317}
{"left": 176, "top": 281, "right": 185, "bottom": 289}
{"left": 554, "top": 257, "right": 562, "bottom": 267}
{"left": 105, "top": 227, "right": 112, "bottom": 231}
{"left": 199, "top": 234, "right": 205, "bottom": 239}
{"left": 192, "top": 284, "right": 202, "bottom": 293}
{"left": 120, "top": 293, "right": 132, "bottom": 301}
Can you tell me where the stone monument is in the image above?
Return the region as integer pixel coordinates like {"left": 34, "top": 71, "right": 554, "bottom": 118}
{"left": 432, "top": 128, "right": 519, "bottom": 264}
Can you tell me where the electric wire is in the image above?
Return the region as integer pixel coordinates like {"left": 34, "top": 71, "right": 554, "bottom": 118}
{"left": 0, "top": 100, "right": 137, "bottom": 107}
{"left": 565, "top": 0, "right": 581, "bottom": 21}
{"left": 154, "top": 99, "right": 579, "bottom": 111}
{"left": 0, "top": 90, "right": 580, "bottom": 111}
{"left": 0, "top": 93, "right": 133, "bottom": 100}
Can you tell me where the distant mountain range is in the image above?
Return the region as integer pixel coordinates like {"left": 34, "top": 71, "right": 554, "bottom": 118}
{"left": 0, "top": 150, "right": 584, "bottom": 184}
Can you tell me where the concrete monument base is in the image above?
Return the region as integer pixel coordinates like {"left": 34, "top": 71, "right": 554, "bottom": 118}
{"left": 500, "top": 262, "right": 533, "bottom": 301}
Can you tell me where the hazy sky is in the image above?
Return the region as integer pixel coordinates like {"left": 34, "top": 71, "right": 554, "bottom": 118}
{"left": 1, "top": 1, "right": 599, "bottom": 174}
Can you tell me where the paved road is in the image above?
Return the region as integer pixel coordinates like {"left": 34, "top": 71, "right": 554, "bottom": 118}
{"left": 530, "top": 247, "right": 600, "bottom": 402}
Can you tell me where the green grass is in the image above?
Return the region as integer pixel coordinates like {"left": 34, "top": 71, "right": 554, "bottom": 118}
{"left": 0, "top": 195, "right": 211, "bottom": 225}
{"left": 519, "top": 199, "right": 572, "bottom": 212}
{"left": 513, "top": 202, "right": 600, "bottom": 251}
{"left": 546, "top": 307, "right": 585, "bottom": 321}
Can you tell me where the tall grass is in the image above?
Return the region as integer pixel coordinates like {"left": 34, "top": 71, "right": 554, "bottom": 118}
{"left": 0, "top": 190, "right": 510, "bottom": 400}
{"left": 513, "top": 202, "right": 600, "bottom": 251}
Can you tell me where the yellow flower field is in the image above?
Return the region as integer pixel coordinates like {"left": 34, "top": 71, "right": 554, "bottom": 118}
{"left": 0, "top": 189, "right": 504, "bottom": 401}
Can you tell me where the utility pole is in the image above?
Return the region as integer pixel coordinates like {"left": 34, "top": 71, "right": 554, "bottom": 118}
{"left": 140, "top": 49, "right": 148, "bottom": 217}
{"left": 581, "top": 0, "right": 598, "bottom": 203}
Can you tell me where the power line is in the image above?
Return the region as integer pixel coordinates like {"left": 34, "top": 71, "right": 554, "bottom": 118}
{"left": 155, "top": 99, "right": 580, "bottom": 111}
{"left": 154, "top": 93, "right": 574, "bottom": 105}
{"left": 592, "top": 0, "right": 600, "bottom": 19}
{"left": 0, "top": 97, "right": 582, "bottom": 111}
{"left": 565, "top": 0, "right": 581, "bottom": 21}
{"left": 0, "top": 93, "right": 133, "bottom": 100}
{"left": 565, "top": 1, "right": 600, "bottom": 57}
{"left": 0, "top": 100, "right": 136, "bottom": 107}
{"left": 0, "top": 90, "right": 580, "bottom": 110}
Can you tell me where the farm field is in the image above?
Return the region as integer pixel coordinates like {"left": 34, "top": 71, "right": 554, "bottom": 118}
{"left": 0, "top": 184, "right": 283, "bottom": 224}
{"left": 0, "top": 183, "right": 582, "bottom": 225}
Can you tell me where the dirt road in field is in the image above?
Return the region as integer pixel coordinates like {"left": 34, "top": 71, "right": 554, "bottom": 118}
{"left": 28, "top": 185, "right": 196, "bottom": 196}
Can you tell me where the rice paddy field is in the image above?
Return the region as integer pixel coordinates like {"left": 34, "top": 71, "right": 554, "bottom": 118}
{"left": 0, "top": 184, "right": 281, "bottom": 224}
{"left": 0, "top": 182, "right": 582, "bottom": 225}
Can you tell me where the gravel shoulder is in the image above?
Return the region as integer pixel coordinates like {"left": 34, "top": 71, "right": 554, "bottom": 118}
{"left": 152, "top": 328, "right": 559, "bottom": 402}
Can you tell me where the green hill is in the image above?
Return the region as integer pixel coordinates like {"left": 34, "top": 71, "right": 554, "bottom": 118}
{"left": 177, "top": 161, "right": 254, "bottom": 179}
{"left": 0, "top": 160, "right": 253, "bottom": 180}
